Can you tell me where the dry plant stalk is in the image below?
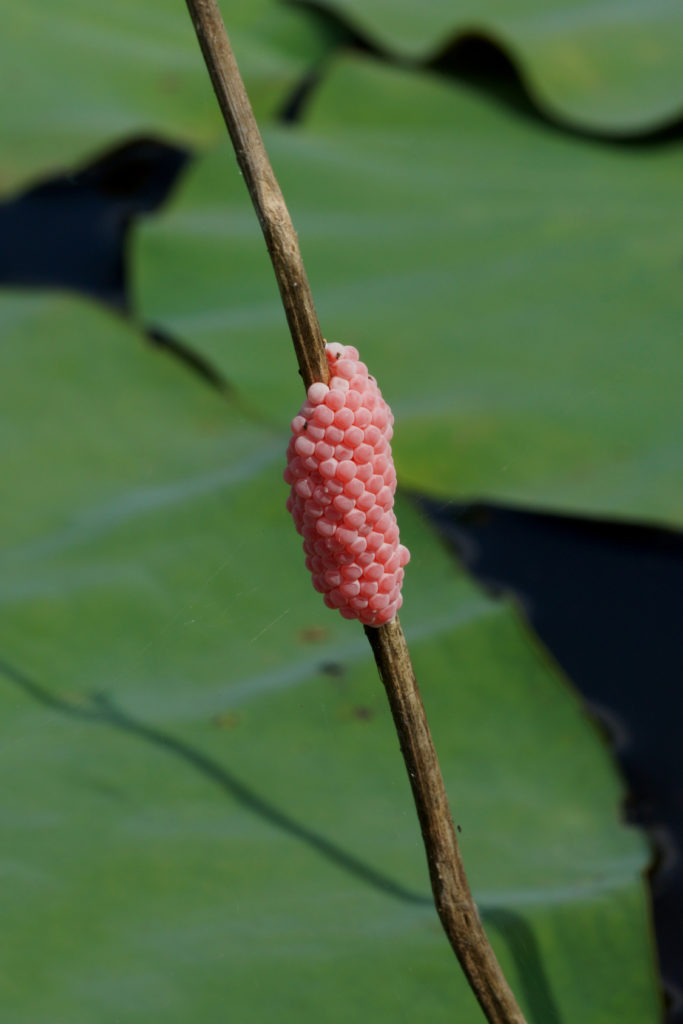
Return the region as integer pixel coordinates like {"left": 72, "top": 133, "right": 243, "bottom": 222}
{"left": 184, "top": 2, "right": 527, "bottom": 1021}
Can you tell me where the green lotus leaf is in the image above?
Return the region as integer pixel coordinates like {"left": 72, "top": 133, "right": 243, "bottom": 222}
{"left": 135, "top": 55, "right": 683, "bottom": 526}
{"left": 0, "top": 290, "right": 660, "bottom": 1022}
{"left": 0, "top": 0, "right": 342, "bottom": 190}
{"left": 295, "top": 0, "right": 683, "bottom": 132}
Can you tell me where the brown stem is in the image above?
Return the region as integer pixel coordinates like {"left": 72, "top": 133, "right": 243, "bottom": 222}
{"left": 184, "top": 3, "right": 526, "bottom": 1021}
{"left": 364, "top": 619, "right": 527, "bottom": 1023}
{"left": 184, "top": 0, "right": 328, "bottom": 388}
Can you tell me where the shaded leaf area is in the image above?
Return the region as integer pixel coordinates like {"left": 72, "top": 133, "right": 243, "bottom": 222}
{"left": 3, "top": 1, "right": 680, "bottom": 209}
{"left": 0, "top": 662, "right": 565, "bottom": 1024}
{"left": 292, "top": 0, "right": 683, "bottom": 132}
{"left": 425, "top": 32, "right": 683, "bottom": 147}
{"left": 0, "top": 290, "right": 661, "bottom": 1022}
{"left": 134, "top": 55, "right": 683, "bottom": 526}
{"left": 415, "top": 495, "right": 683, "bottom": 1020}
{"left": 0, "top": 138, "right": 189, "bottom": 312}
{"left": 0, "top": 0, "right": 346, "bottom": 192}
{"left": 0, "top": 138, "right": 231, "bottom": 393}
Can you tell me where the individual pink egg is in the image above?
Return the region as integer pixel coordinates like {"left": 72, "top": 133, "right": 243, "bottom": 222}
{"left": 384, "top": 523, "right": 399, "bottom": 545}
{"left": 294, "top": 478, "right": 312, "bottom": 500}
{"left": 349, "top": 536, "right": 367, "bottom": 557}
{"left": 336, "top": 460, "right": 357, "bottom": 483}
{"left": 307, "top": 382, "right": 329, "bottom": 405}
{"left": 344, "top": 478, "right": 365, "bottom": 499}
{"left": 378, "top": 574, "right": 394, "bottom": 594}
{"left": 325, "top": 389, "right": 345, "bottom": 412}
{"left": 336, "top": 527, "right": 357, "bottom": 548}
{"left": 315, "top": 441, "right": 334, "bottom": 461}
{"left": 345, "top": 390, "right": 362, "bottom": 412}
{"left": 313, "top": 404, "right": 335, "bottom": 427}
{"left": 364, "top": 425, "right": 381, "bottom": 447}
{"left": 376, "top": 485, "right": 393, "bottom": 508}
{"left": 365, "top": 531, "right": 384, "bottom": 552}
{"left": 334, "top": 407, "right": 355, "bottom": 430}
{"left": 344, "top": 426, "right": 364, "bottom": 448}
{"left": 313, "top": 485, "right": 331, "bottom": 505}
{"left": 339, "top": 580, "right": 361, "bottom": 598}
{"left": 354, "top": 443, "right": 374, "bottom": 464}
{"left": 335, "top": 359, "right": 356, "bottom": 380}
{"left": 385, "top": 552, "right": 401, "bottom": 574}
{"left": 325, "top": 425, "right": 344, "bottom": 445}
{"left": 315, "top": 519, "right": 335, "bottom": 537}
{"left": 343, "top": 509, "right": 365, "bottom": 530}
{"left": 376, "top": 544, "right": 393, "bottom": 564}
{"left": 333, "top": 494, "right": 355, "bottom": 514}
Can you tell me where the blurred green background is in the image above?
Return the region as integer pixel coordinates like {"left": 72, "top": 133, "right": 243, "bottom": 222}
{"left": 1, "top": 2, "right": 681, "bottom": 1022}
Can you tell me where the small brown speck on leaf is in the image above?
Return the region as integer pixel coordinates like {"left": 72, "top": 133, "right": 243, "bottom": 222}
{"left": 298, "top": 625, "right": 330, "bottom": 644}
{"left": 319, "top": 660, "right": 344, "bottom": 678}
{"left": 352, "top": 706, "right": 374, "bottom": 721}
{"left": 212, "top": 712, "right": 240, "bottom": 730}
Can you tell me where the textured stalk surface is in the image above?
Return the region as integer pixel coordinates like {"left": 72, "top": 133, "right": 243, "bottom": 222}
{"left": 184, "top": 3, "right": 527, "bottom": 1020}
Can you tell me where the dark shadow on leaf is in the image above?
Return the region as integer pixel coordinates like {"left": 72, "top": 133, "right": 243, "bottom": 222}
{"left": 285, "top": 3, "right": 683, "bottom": 146}
{"left": 428, "top": 32, "right": 683, "bottom": 149}
{"left": 0, "top": 136, "right": 190, "bottom": 310}
{"left": 146, "top": 324, "right": 231, "bottom": 393}
{"left": 278, "top": 8, "right": 374, "bottom": 123}
{"left": 279, "top": 68, "right": 325, "bottom": 124}
{"left": 0, "top": 655, "right": 562, "bottom": 1024}
{"left": 0, "top": 656, "right": 426, "bottom": 905}
{"left": 412, "top": 492, "right": 683, "bottom": 1022}
{"left": 485, "top": 909, "right": 562, "bottom": 1024}
{"left": 0, "top": 137, "right": 238, "bottom": 396}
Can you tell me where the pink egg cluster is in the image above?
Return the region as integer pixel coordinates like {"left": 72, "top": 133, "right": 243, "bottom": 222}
{"left": 284, "top": 343, "right": 410, "bottom": 627}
